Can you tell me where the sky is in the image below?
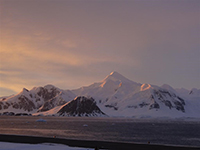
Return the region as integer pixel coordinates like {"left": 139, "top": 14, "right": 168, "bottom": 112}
{"left": 0, "top": 0, "right": 199, "bottom": 97}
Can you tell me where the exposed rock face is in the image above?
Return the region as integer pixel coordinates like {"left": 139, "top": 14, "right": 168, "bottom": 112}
{"left": 0, "top": 94, "right": 36, "bottom": 112}
{"left": 0, "top": 85, "right": 75, "bottom": 114}
{"left": 134, "top": 89, "right": 186, "bottom": 112}
{"left": 37, "top": 96, "right": 66, "bottom": 112}
{"left": 57, "top": 96, "right": 106, "bottom": 117}
{"left": 36, "top": 85, "right": 60, "bottom": 102}
{"left": 152, "top": 89, "right": 185, "bottom": 112}
{"left": 14, "top": 95, "right": 36, "bottom": 112}
{"left": 37, "top": 90, "right": 76, "bottom": 112}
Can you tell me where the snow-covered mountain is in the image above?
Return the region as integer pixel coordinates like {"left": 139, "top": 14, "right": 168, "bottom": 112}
{"left": 0, "top": 85, "right": 76, "bottom": 115}
{"left": 0, "top": 72, "right": 199, "bottom": 118}
{"left": 72, "top": 72, "right": 198, "bottom": 118}
{"left": 176, "top": 88, "right": 200, "bottom": 100}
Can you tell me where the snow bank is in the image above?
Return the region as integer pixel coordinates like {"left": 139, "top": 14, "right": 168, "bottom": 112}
{"left": 0, "top": 142, "right": 93, "bottom": 150}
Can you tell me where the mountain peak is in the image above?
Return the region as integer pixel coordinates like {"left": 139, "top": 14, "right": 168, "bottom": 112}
{"left": 44, "top": 84, "right": 56, "bottom": 89}
{"left": 103, "top": 71, "right": 137, "bottom": 85}
{"left": 19, "top": 88, "right": 29, "bottom": 95}
{"left": 109, "top": 71, "right": 120, "bottom": 76}
{"left": 104, "top": 71, "right": 129, "bottom": 82}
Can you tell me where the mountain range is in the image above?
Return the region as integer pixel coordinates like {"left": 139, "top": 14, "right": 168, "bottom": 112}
{"left": 0, "top": 72, "right": 199, "bottom": 118}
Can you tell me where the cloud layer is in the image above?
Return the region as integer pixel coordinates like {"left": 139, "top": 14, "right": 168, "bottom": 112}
{"left": 0, "top": 0, "right": 199, "bottom": 96}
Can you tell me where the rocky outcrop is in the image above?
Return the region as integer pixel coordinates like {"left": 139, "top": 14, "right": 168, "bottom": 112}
{"left": 37, "top": 90, "right": 76, "bottom": 112}
{"left": 0, "top": 85, "right": 75, "bottom": 114}
{"left": 36, "top": 85, "right": 60, "bottom": 102}
{"left": 152, "top": 89, "right": 185, "bottom": 112}
{"left": 0, "top": 95, "right": 36, "bottom": 112}
{"left": 57, "top": 96, "right": 107, "bottom": 117}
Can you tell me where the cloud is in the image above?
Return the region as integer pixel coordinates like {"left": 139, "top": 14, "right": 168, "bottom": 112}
{"left": 0, "top": 0, "right": 199, "bottom": 96}
{"left": 0, "top": 87, "right": 16, "bottom": 97}
{"left": 56, "top": 39, "right": 77, "bottom": 49}
{"left": 0, "top": 27, "right": 129, "bottom": 94}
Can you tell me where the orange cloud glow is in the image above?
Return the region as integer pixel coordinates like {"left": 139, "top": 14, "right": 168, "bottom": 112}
{"left": 0, "top": 0, "right": 199, "bottom": 96}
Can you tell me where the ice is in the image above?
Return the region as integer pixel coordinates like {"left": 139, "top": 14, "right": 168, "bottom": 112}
{"left": 36, "top": 119, "right": 46, "bottom": 122}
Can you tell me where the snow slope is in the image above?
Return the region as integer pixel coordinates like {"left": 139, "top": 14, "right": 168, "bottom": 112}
{"left": 0, "top": 142, "right": 92, "bottom": 150}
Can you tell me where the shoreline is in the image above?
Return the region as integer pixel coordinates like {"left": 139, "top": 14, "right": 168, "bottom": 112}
{"left": 0, "top": 134, "right": 199, "bottom": 150}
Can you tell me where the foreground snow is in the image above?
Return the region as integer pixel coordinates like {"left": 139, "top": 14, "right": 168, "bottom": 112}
{"left": 0, "top": 142, "right": 93, "bottom": 150}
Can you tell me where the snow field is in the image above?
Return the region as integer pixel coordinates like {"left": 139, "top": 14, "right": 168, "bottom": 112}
{"left": 0, "top": 142, "right": 93, "bottom": 150}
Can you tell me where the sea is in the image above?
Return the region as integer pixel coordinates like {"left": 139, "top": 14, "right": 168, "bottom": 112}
{"left": 0, "top": 116, "right": 199, "bottom": 147}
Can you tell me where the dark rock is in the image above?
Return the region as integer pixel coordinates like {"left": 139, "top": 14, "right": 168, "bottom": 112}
{"left": 2, "top": 98, "right": 6, "bottom": 101}
{"left": 58, "top": 96, "right": 106, "bottom": 117}
{"left": 152, "top": 89, "right": 185, "bottom": 112}
{"left": 174, "top": 101, "right": 185, "bottom": 112}
{"left": 105, "top": 105, "right": 118, "bottom": 110}
{"left": 15, "top": 113, "right": 32, "bottom": 116}
{"left": 17, "top": 95, "right": 36, "bottom": 112}
{"left": 37, "top": 96, "right": 66, "bottom": 112}
{"left": 139, "top": 102, "right": 150, "bottom": 108}
{"left": 149, "top": 102, "right": 160, "bottom": 110}
{"left": 2, "top": 112, "right": 15, "bottom": 116}
{"left": 164, "top": 100, "right": 173, "bottom": 109}
{"left": 37, "top": 86, "right": 60, "bottom": 101}
{"left": 177, "top": 97, "right": 185, "bottom": 105}
{"left": 127, "top": 105, "right": 138, "bottom": 109}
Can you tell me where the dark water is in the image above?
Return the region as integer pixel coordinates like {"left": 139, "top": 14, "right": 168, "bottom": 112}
{"left": 0, "top": 116, "right": 199, "bottom": 147}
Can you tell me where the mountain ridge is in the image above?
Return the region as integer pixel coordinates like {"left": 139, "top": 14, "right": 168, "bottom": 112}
{"left": 0, "top": 72, "right": 199, "bottom": 118}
